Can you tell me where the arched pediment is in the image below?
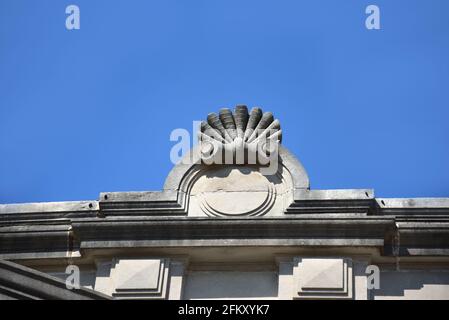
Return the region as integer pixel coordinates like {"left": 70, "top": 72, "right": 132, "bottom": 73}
{"left": 164, "top": 106, "right": 309, "bottom": 217}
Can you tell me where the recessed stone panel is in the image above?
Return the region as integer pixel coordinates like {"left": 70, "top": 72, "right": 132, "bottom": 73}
{"left": 298, "top": 258, "right": 345, "bottom": 291}
{"left": 190, "top": 166, "right": 278, "bottom": 217}
{"left": 293, "top": 257, "right": 353, "bottom": 299}
{"left": 114, "top": 259, "right": 163, "bottom": 291}
{"left": 110, "top": 258, "right": 169, "bottom": 299}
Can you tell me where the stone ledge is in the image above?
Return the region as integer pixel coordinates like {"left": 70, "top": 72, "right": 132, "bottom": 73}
{"left": 0, "top": 260, "right": 110, "bottom": 300}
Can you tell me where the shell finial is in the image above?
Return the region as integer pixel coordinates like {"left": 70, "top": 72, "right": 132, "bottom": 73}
{"left": 198, "top": 105, "right": 282, "bottom": 165}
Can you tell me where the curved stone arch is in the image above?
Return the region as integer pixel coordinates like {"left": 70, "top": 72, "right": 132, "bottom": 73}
{"left": 163, "top": 144, "right": 309, "bottom": 192}
{"left": 278, "top": 145, "right": 310, "bottom": 190}
{"left": 163, "top": 145, "right": 202, "bottom": 192}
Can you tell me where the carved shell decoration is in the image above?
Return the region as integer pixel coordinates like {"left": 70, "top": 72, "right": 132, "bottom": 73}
{"left": 198, "top": 105, "right": 282, "bottom": 164}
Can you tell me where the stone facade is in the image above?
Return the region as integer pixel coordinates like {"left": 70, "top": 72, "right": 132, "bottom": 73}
{"left": 1, "top": 107, "right": 449, "bottom": 300}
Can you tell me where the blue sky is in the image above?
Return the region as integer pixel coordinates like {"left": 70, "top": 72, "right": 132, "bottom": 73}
{"left": 1, "top": 0, "right": 448, "bottom": 203}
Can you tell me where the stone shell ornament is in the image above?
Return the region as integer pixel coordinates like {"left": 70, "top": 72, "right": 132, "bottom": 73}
{"left": 198, "top": 105, "right": 282, "bottom": 164}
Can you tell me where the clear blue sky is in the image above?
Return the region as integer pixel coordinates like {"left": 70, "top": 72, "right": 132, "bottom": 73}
{"left": 1, "top": 0, "right": 448, "bottom": 203}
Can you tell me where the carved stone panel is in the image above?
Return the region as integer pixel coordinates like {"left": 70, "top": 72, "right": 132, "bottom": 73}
{"left": 190, "top": 166, "right": 277, "bottom": 217}
{"left": 293, "top": 257, "right": 353, "bottom": 299}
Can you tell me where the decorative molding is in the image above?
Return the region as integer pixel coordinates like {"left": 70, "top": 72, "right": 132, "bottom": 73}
{"left": 198, "top": 106, "right": 282, "bottom": 165}
{"left": 111, "top": 258, "right": 169, "bottom": 299}
{"left": 193, "top": 166, "right": 278, "bottom": 217}
{"left": 293, "top": 257, "right": 353, "bottom": 299}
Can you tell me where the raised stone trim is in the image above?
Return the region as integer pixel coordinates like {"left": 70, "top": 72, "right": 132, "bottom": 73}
{"left": 293, "top": 257, "right": 353, "bottom": 299}
{"left": 93, "top": 257, "right": 187, "bottom": 299}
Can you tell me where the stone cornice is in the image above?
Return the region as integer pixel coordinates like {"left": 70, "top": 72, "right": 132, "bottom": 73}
{"left": 1, "top": 188, "right": 449, "bottom": 260}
